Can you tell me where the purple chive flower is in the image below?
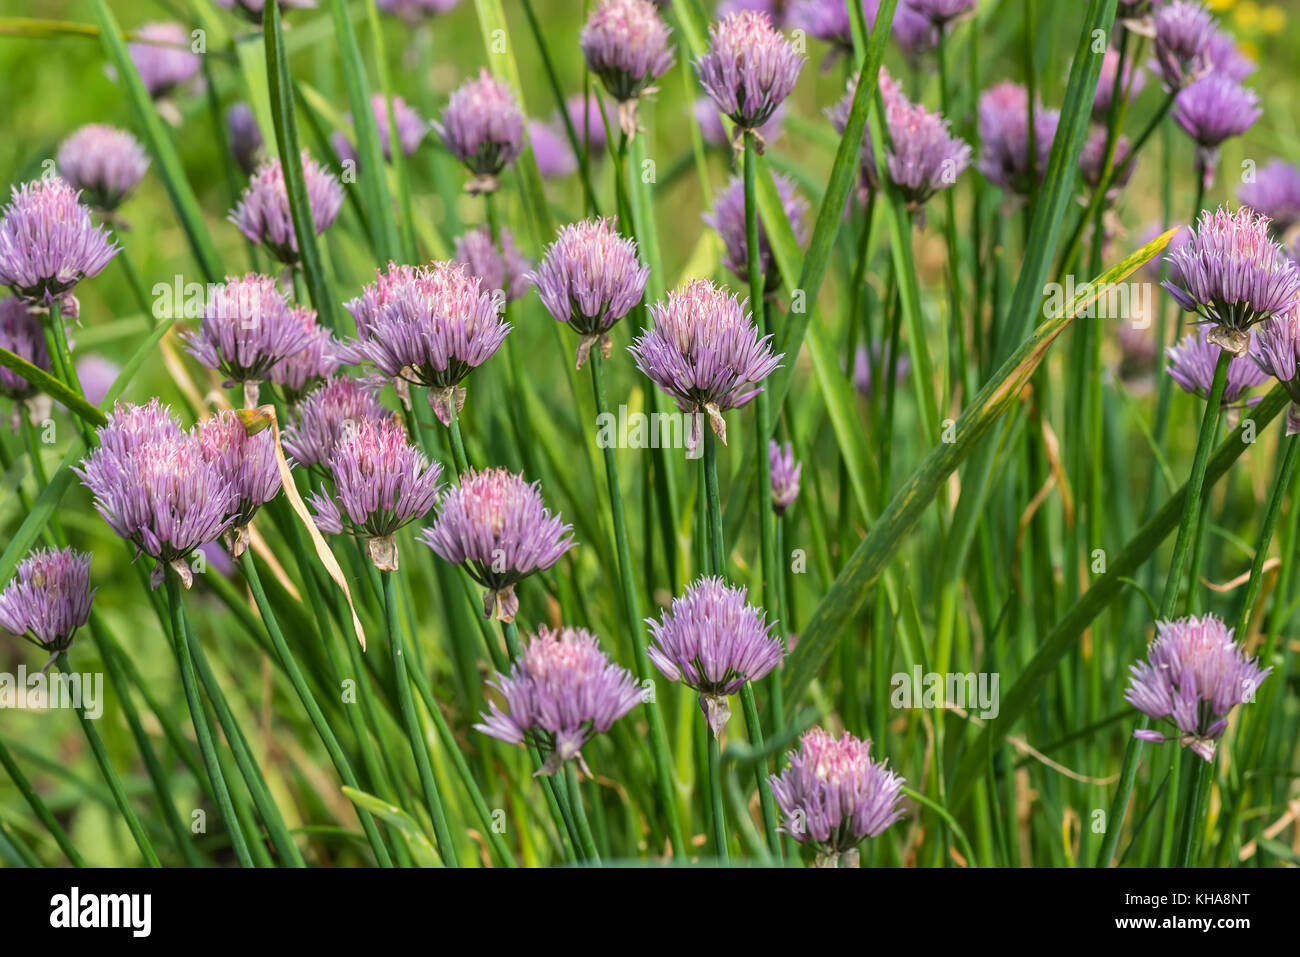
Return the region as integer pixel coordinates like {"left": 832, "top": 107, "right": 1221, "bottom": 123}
{"left": 1079, "top": 127, "right": 1135, "bottom": 203}
{"left": 894, "top": 1, "right": 940, "bottom": 62}
{"left": 790, "top": 0, "right": 873, "bottom": 53}
{"left": 226, "top": 103, "right": 264, "bottom": 177}
{"left": 0, "top": 298, "right": 50, "bottom": 404}
{"left": 705, "top": 173, "right": 809, "bottom": 289}
{"left": 1166, "top": 325, "right": 1268, "bottom": 404}
{"left": 826, "top": 70, "right": 906, "bottom": 198}
{"left": 976, "top": 81, "right": 1060, "bottom": 197}
{"left": 1094, "top": 47, "right": 1147, "bottom": 120}
{"left": 1162, "top": 206, "right": 1300, "bottom": 355}
{"left": 770, "top": 728, "right": 905, "bottom": 867}
{"left": 229, "top": 152, "right": 344, "bottom": 265}
{"left": 128, "top": 22, "right": 200, "bottom": 100}
{"left": 1172, "top": 75, "right": 1260, "bottom": 188}
{"left": 528, "top": 121, "right": 578, "bottom": 179}
{"left": 268, "top": 308, "right": 341, "bottom": 405}
{"left": 56, "top": 125, "right": 150, "bottom": 214}
{"left": 348, "top": 93, "right": 429, "bottom": 162}
{"left": 0, "top": 548, "right": 95, "bottom": 661}
{"left": 629, "top": 279, "right": 783, "bottom": 449}
{"left": 881, "top": 92, "right": 972, "bottom": 212}
{"left": 0, "top": 179, "right": 118, "bottom": 307}
{"left": 436, "top": 69, "right": 525, "bottom": 195}
{"left": 694, "top": 98, "right": 786, "bottom": 150}
{"left": 309, "top": 417, "right": 443, "bottom": 569}
{"left": 1152, "top": 1, "right": 1214, "bottom": 90}
{"left": 718, "top": 0, "right": 787, "bottom": 22}
{"left": 282, "top": 376, "right": 396, "bottom": 468}
{"left": 530, "top": 218, "right": 649, "bottom": 368}
{"left": 1127, "top": 614, "right": 1270, "bottom": 761}
{"left": 75, "top": 355, "right": 121, "bottom": 408}
{"left": 1206, "top": 27, "right": 1254, "bottom": 82}
{"left": 376, "top": 0, "right": 462, "bottom": 23}
{"left": 563, "top": 93, "right": 610, "bottom": 156}
{"left": 1239, "top": 160, "right": 1300, "bottom": 238}
{"left": 1251, "top": 311, "right": 1300, "bottom": 434}
{"left": 906, "top": 0, "right": 977, "bottom": 26}
{"left": 645, "top": 575, "right": 784, "bottom": 735}
{"left": 182, "top": 273, "right": 312, "bottom": 405}
{"left": 769, "top": 440, "right": 801, "bottom": 515}
{"left": 696, "top": 11, "right": 805, "bottom": 140}
{"left": 197, "top": 409, "right": 283, "bottom": 555}
{"left": 853, "top": 342, "right": 910, "bottom": 398}
{"left": 421, "top": 467, "right": 576, "bottom": 621}
{"left": 344, "top": 261, "right": 510, "bottom": 426}
{"left": 76, "top": 400, "right": 236, "bottom": 589}
{"left": 454, "top": 226, "right": 533, "bottom": 305}
{"left": 213, "top": 0, "right": 317, "bottom": 24}
{"left": 580, "top": 0, "right": 675, "bottom": 137}
{"left": 475, "top": 625, "right": 642, "bottom": 775}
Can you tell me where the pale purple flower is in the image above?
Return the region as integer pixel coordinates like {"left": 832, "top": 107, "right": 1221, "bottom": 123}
{"left": 528, "top": 120, "right": 578, "bottom": 179}
{"left": 565, "top": 93, "right": 610, "bottom": 155}
{"left": 1206, "top": 28, "right": 1254, "bottom": 82}
{"left": 790, "top": 0, "right": 873, "bottom": 52}
{"left": 1127, "top": 614, "right": 1269, "bottom": 761}
{"left": 976, "top": 81, "right": 1059, "bottom": 197}
{"left": 344, "top": 260, "right": 510, "bottom": 426}
{"left": 694, "top": 98, "right": 785, "bottom": 149}
{"left": 704, "top": 173, "right": 809, "bottom": 289}
{"left": 770, "top": 728, "right": 904, "bottom": 866}
{"left": 718, "top": 0, "right": 787, "bottom": 21}
{"left": 1162, "top": 206, "right": 1300, "bottom": 354}
{"left": 1166, "top": 325, "right": 1268, "bottom": 403}
{"left": 197, "top": 409, "right": 283, "bottom": 555}
{"left": 76, "top": 355, "right": 121, "bottom": 408}
{"left": 128, "top": 22, "right": 200, "bottom": 100}
{"left": 436, "top": 69, "right": 525, "bottom": 194}
{"left": 1152, "top": 1, "right": 1214, "bottom": 90}
{"left": 475, "top": 625, "right": 642, "bottom": 775}
{"left": 268, "top": 308, "right": 342, "bottom": 404}
{"left": 310, "top": 416, "right": 443, "bottom": 569}
{"left": 421, "top": 467, "right": 575, "bottom": 621}
{"left": 182, "top": 273, "right": 312, "bottom": 404}
{"left": 1172, "top": 74, "right": 1259, "bottom": 148}
{"left": 282, "top": 376, "right": 396, "bottom": 468}
{"left": 56, "top": 125, "right": 150, "bottom": 213}
{"left": 226, "top": 103, "right": 264, "bottom": 177}
{"left": 827, "top": 70, "right": 906, "bottom": 198}
{"left": 1239, "top": 160, "right": 1300, "bottom": 238}
{"left": 1094, "top": 47, "right": 1147, "bottom": 120}
{"left": 229, "top": 152, "right": 344, "bottom": 264}
{"left": 530, "top": 218, "right": 649, "bottom": 368}
{"left": 696, "top": 11, "right": 805, "bottom": 137}
{"left": 1251, "top": 310, "right": 1300, "bottom": 434}
{"left": 882, "top": 93, "right": 972, "bottom": 211}
{"left": 0, "top": 178, "right": 118, "bottom": 306}
{"left": 454, "top": 227, "right": 533, "bottom": 304}
{"left": 906, "top": 0, "right": 976, "bottom": 26}
{"left": 0, "top": 298, "right": 49, "bottom": 402}
{"left": 212, "top": 0, "right": 317, "bottom": 24}
{"left": 645, "top": 575, "right": 784, "bottom": 735}
{"left": 376, "top": 0, "right": 461, "bottom": 23}
{"left": 1117, "top": 321, "right": 1159, "bottom": 386}
{"left": 580, "top": 0, "right": 675, "bottom": 136}
{"left": 0, "top": 548, "right": 95, "bottom": 657}
{"left": 769, "top": 440, "right": 801, "bottom": 515}
{"left": 630, "top": 279, "right": 783, "bottom": 450}
{"left": 853, "top": 342, "right": 910, "bottom": 397}
{"left": 1079, "top": 127, "right": 1134, "bottom": 203}
{"left": 894, "top": 2, "right": 940, "bottom": 61}
{"left": 345, "top": 93, "right": 428, "bottom": 162}
{"left": 76, "top": 400, "right": 236, "bottom": 589}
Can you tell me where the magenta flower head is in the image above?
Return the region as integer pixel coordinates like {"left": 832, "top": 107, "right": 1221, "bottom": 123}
{"left": 790, "top": 0, "right": 873, "bottom": 53}
{"left": 230, "top": 152, "right": 343, "bottom": 265}
{"left": 197, "top": 410, "right": 282, "bottom": 556}
{"left": 826, "top": 70, "right": 906, "bottom": 199}
{"left": 906, "top": 0, "right": 977, "bottom": 26}
{"left": 1166, "top": 325, "right": 1268, "bottom": 406}
{"left": 421, "top": 467, "right": 576, "bottom": 621}
{"left": 565, "top": 94, "right": 610, "bottom": 155}
{"left": 454, "top": 226, "right": 533, "bottom": 305}
{"left": 1094, "top": 46, "right": 1147, "bottom": 120}
{"left": 0, "top": 298, "right": 50, "bottom": 405}
{"left": 282, "top": 376, "right": 396, "bottom": 468}
{"left": 769, "top": 440, "right": 801, "bottom": 515}
{"left": 226, "top": 103, "right": 264, "bottom": 177}
{"left": 893, "top": 2, "right": 940, "bottom": 62}
{"left": 348, "top": 93, "right": 428, "bottom": 162}
{"left": 56, "top": 125, "right": 150, "bottom": 214}
{"left": 76, "top": 400, "right": 236, "bottom": 589}
{"left": 308, "top": 417, "right": 443, "bottom": 570}
{"left": 629, "top": 279, "right": 783, "bottom": 450}
{"left": 1206, "top": 27, "right": 1254, "bottom": 82}
{"left": 645, "top": 575, "right": 784, "bottom": 735}
{"left": 377, "top": 0, "right": 462, "bottom": 22}
{"left": 528, "top": 120, "right": 578, "bottom": 179}
{"left": 269, "top": 309, "right": 341, "bottom": 405}
{"left": 0, "top": 548, "right": 95, "bottom": 661}
{"left": 1251, "top": 310, "right": 1300, "bottom": 434}
{"left": 1172, "top": 75, "right": 1259, "bottom": 187}
{"left": 696, "top": 11, "right": 805, "bottom": 143}
{"left": 182, "top": 273, "right": 312, "bottom": 406}
{"left": 0, "top": 178, "right": 118, "bottom": 308}
{"left": 770, "top": 728, "right": 905, "bottom": 867}
{"left": 436, "top": 69, "right": 525, "bottom": 195}
{"left": 976, "top": 81, "right": 1059, "bottom": 198}
{"left": 1127, "top": 614, "right": 1270, "bottom": 761}
{"left": 1239, "top": 161, "right": 1300, "bottom": 239}
{"left": 1079, "top": 127, "right": 1134, "bottom": 203}
{"left": 345, "top": 260, "right": 510, "bottom": 426}
{"left": 213, "top": 0, "right": 317, "bottom": 24}
{"left": 882, "top": 93, "right": 972, "bottom": 213}
{"left": 580, "top": 0, "right": 675, "bottom": 137}
{"left": 530, "top": 218, "right": 650, "bottom": 368}
{"left": 1152, "top": 1, "right": 1214, "bottom": 90}
{"left": 705, "top": 173, "right": 808, "bottom": 291}
{"left": 1162, "top": 206, "right": 1300, "bottom": 355}
{"left": 475, "top": 625, "right": 643, "bottom": 775}
{"left": 128, "top": 22, "right": 200, "bottom": 100}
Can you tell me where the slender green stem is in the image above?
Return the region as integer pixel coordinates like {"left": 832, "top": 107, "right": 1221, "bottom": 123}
{"left": 703, "top": 428, "right": 725, "bottom": 575}
{"left": 0, "top": 735, "right": 86, "bottom": 866}
{"left": 1174, "top": 755, "right": 1211, "bottom": 867}
{"left": 707, "top": 732, "right": 729, "bottom": 863}
{"left": 565, "top": 763, "right": 600, "bottom": 865}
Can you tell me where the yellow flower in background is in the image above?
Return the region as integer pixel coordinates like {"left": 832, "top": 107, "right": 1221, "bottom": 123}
{"left": 1259, "top": 5, "right": 1286, "bottom": 32}
{"left": 1239, "top": 40, "right": 1260, "bottom": 61}
{"left": 1234, "top": 0, "right": 1261, "bottom": 28}
{"left": 1206, "top": 0, "right": 1235, "bottom": 10}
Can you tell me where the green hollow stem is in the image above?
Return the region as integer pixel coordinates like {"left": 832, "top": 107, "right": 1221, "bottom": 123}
{"left": 589, "top": 354, "right": 689, "bottom": 859}
{"left": 1097, "top": 350, "right": 1231, "bottom": 867}
{"left": 0, "top": 735, "right": 87, "bottom": 866}
{"left": 707, "top": 732, "right": 729, "bottom": 864}
{"left": 1174, "top": 753, "right": 1211, "bottom": 867}
{"left": 240, "top": 551, "right": 393, "bottom": 867}
{"left": 565, "top": 763, "right": 600, "bottom": 865}
{"left": 700, "top": 425, "right": 734, "bottom": 861}
{"left": 381, "top": 569, "right": 458, "bottom": 866}
{"left": 165, "top": 573, "right": 255, "bottom": 868}
{"left": 55, "top": 650, "right": 160, "bottom": 867}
